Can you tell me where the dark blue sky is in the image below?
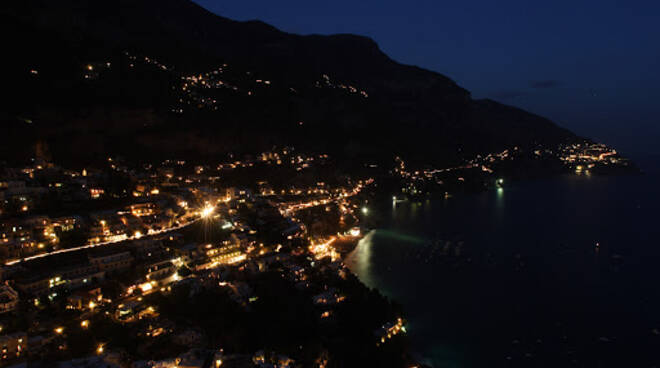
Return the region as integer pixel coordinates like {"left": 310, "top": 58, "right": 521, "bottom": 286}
{"left": 194, "top": 0, "right": 659, "bottom": 158}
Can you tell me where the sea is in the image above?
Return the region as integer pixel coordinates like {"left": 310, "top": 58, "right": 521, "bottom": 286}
{"left": 345, "top": 159, "right": 660, "bottom": 367}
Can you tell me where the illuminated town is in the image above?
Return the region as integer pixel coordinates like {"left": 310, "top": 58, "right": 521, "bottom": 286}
{"left": 0, "top": 144, "right": 420, "bottom": 367}
{"left": 0, "top": 1, "right": 646, "bottom": 366}
{"left": 0, "top": 54, "right": 634, "bottom": 364}
{"left": 0, "top": 137, "right": 633, "bottom": 366}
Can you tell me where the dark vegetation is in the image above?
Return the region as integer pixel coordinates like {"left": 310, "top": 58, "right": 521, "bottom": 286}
{"left": 0, "top": 0, "right": 578, "bottom": 169}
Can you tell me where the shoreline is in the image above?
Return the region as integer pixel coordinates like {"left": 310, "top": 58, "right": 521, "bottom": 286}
{"left": 343, "top": 172, "right": 649, "bottom": 368}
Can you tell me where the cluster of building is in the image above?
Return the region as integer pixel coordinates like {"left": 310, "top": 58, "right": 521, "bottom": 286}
{"left": 0, "top": 163, "right": 202, "bottom": 264}
{"left": 177, "top": 68, "right": 233, "bottom": 112}
{"left": 0, "top": 140, "right": 402, "bottom": 366}
{"left": 392, "top": 140, "right": 634, "bottom": 199}
{"left": 80, "top": 49, "right": 375, "bottom": 124}
{"left": 123, "top": 51, "right": 173, "bottom": 72}
{"left": 279, "top": 179, "right": 371, "bottom": 216}
{"left": 212, "top": 148, "right": 329, "bottom": 173}
{"left": 1, "top": 146, "right": 345, "bottom": 264}
{"left": 395, "top": 147, "right": 515, "bottom": 186}
{"left": 173, "top": 62, "right": 280, "bottom": 114}
{"left": 315, "top": 74, "right": 369, "bottom": 98}
{"left": 0, "top": 217, "right": 251, "bottom": 364}
{"left": 374, "top": 318, "right": 405, "bottom": 347}
{"left": 558, "top": 142, "right": 629, "bottom": 174}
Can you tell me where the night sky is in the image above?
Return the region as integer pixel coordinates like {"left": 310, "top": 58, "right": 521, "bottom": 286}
{"left": 193, "top": 0, "right": 659, "bottom": 159}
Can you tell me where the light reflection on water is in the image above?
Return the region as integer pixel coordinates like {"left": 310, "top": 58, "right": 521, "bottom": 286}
{"left": 344, "top": 230, "right": 377, "bottom": 288}
{"left": 345, "top": 174, "right": 660, "bottom": 367}
{"left": 345, "top": 229, "right": 424, "bottom": 291}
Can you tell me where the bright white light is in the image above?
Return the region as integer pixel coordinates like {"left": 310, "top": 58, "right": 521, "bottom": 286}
{"left": 201, "top": 205, "right": 215, "bottom": 218}
{"left": 362, "top": 207, "right": 368, "bottom": 215}
{"left": 139, "top": 282, "right": 152, "bottom": 293}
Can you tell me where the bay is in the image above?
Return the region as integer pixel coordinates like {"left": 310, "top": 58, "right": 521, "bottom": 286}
{"left": 346, "top": 172, "right": 660, "bottom": 367}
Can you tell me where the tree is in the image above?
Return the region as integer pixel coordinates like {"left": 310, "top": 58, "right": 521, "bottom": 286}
{"left": 177, "top": 265, "right": 192, "bottom": 277}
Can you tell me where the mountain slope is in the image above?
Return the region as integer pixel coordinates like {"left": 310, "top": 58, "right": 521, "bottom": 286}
{"left": 0, "top": 0, "right": 578, "bottom": 166}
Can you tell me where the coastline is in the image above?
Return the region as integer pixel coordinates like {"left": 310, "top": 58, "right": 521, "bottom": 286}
{"left": 343, "top": 170, "right": 652, "bottom": 367}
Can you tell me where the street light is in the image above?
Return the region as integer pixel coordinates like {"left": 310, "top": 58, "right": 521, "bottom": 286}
{"left": 201, "top": 205, "right": 214, "bottom": 218}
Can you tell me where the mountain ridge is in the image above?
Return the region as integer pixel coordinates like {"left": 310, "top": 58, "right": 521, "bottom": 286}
{"left": 0, "top": 0, "right": 579, "bottom": 166}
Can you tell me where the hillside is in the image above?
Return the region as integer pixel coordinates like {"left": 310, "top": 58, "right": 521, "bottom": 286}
{"left": 0, "top": 0, "right": 578, "bottom": 166}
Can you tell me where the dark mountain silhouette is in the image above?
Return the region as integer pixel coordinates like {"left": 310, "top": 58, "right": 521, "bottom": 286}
{"left": 0, "top": 0, "right": 578, "bottom": 166}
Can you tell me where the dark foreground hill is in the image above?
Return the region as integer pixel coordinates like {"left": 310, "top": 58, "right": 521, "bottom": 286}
{"left": 0, "top": 0, "right": 578, "bottom": 166}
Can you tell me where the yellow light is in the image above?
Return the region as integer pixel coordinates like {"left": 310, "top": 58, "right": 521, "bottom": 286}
{"left": 134, "top": 231, "right": 142, "bottom": 239}
{"left": 54, "top": 327, "right": 64, "bottom": 334}
{"left": 81, "top": 320, "right": 89, "bottom": 328}
{"left": 201, "top": 205, "right": 214, "bottom": 218}
{"left": 139, "top": 282, "right": 152, "bottom": 293}
{"left": 97, "top": 344, "right": 104, "bottom": 354}
{"left": 89, "top": 301, "right": 96, "bottom": 310}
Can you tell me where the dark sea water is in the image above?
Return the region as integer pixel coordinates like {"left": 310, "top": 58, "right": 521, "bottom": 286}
{"left": 346, "top": 169, "right": 660, "bottom": 367}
